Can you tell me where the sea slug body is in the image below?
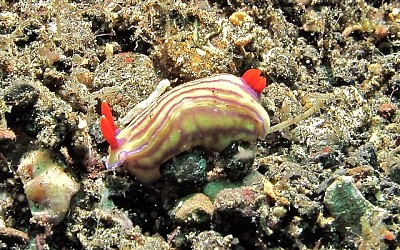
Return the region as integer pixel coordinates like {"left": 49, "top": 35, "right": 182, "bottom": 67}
{"left": 101, "top": 69, "right": 270, "bottom": 183}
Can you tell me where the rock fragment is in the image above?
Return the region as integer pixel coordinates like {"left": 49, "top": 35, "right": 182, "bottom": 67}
{"left": 324, "top": 175, "right": 389, "bottom": 238}
{"left": 17, "top": 150, "right": 79, "bottom": 229}
{"left": 170, "top": 193, "right": 213, "bottom": 225}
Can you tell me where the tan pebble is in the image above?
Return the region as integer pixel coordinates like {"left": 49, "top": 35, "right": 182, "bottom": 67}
{"left": 229, "top": 11, "right": 253, "bottom": 26}
{"left": 374, "top": 25, "right": 388, "bottom": 39}
{"left": 0, "top": 128, "right": 16, "bottom": 142}
{"left": 263, "top": 179, "right": 276, "bottom": 200}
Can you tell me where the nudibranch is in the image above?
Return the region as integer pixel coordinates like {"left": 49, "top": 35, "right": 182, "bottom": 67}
{"left": 100, "top": 69, "right": 321, "bottom": 184}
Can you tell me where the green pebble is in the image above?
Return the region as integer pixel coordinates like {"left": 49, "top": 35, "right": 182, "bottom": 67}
{"left": 203, "top": 179, "right": 241, "bottom": 201}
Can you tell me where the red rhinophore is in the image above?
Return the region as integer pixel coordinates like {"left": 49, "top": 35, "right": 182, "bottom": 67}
{"left": 101, "top": 101, "right": 118, "bottom": 132}
{"left": 100, "top": 101, "right": 118, "bottom": 149}
{"left": 242, "top": 69, "right": 267, "bottom": 94}
{"left": 100, "top": 115, "right": 118, "bottom": 149}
